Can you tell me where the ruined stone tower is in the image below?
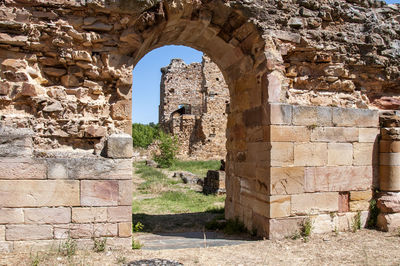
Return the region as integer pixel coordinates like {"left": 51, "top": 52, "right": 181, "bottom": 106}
{"left": 159, "top": 55, "right": 229, "bottom": 160}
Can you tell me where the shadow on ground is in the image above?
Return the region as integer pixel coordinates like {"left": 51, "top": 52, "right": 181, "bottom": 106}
{"left": 132, "top": 211, "right": 224, "bottom": 233}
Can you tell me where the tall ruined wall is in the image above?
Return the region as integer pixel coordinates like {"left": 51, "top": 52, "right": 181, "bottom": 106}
{"left": 159, "top": 59, "right": 203, "bottom": 125}
{"left": 159, "top": 55, "right": 229, "bottom": 160}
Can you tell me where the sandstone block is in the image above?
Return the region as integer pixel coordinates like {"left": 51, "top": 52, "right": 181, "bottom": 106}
{"left": 61, "top": 75, "right": 80, "bottom": 87}
{"left": 269, "top": 126, "right": 310, "bottom": 142}
{"left": 241, "top": 194, "right": 268, "bottom": 217}
{"left": 6, "top": 225, "right": 53, "bottom": 241}
{"left": 336, "top": 212, "right": 368, "bottom": 231}
{"left": 268, "top": 103, "right": 292, "bottom": 125}
{"left": 0, "top": 241, "right": 13, "bottom": 253}
{"left": 54, "top": 225, "right": 70, "bottom": 239}
{"left": 353, "top": 143, "right": 376, "bottom": 166}
{"left": 310, "top": 127, "right": 358, "bottom": 142}
{"left": 267, "top": 217, "right": 303, "bottom": 240}
{"left": 66, "top": 223, "right": 118, "bottom": 239}
{"left": 107, "top": 206, "right": 131, "bottom": 222}
{"left": 47, "top": 162, "right": 68, "bottom": 179}
{"left": 332, "top": 108, "right": 378, "bottom": 127}
{"left": 93, "top": 223, "right": 118, "bottom": 237}
{"left": 24, "top": 208, "right": 71, "bottom": 224}
{"left": 0, "top": 180, "right": 80, "bottom": 207}
{"left": 359, "top": 128, "right": 379, "bottom": 142}
{"left": 377, "top": 213, "right": 400, "bottom": 232}
{"left": 72, "top": 51, "right": 92, "bottom": 62}
{"left": 72, "top": 207, "right": 107, "bottom": 223}
{"left": 292, "top": 106, "right": 332, "bottom": 127}
{"left": 349, "top": 200, "right": 370, "bottom": 212}
{"left": 119, "top": 180, "right": 132, "bottom": 205}
{"left": 54, "top": 158, "right": 132, "bottom": 180}
{"left": 1, "top": 59, "right": 27, "bottom": 71}
{"left": 43, "top": 67, "right": 67, "bottom": 77}
{"left": 267, "top": 71, "right": 282, "bottom": 103}
{"left": 247, "top": 142, "right": 269, "bottom": 163}
{"left": 270, "top": 167, "right": 304, "bottom": 195}
{"left": 111, "top": 100, "right": 131, "bottom": 120}
{"left": 270, "top": 142, "right": 293, "bottom": 167}
{"left": 377, "top": 192, "right": 400, "bottom": 213}
{"left": 338, "top": 192, "right": 349, "bottom": 213}
{"left": 0, "top": 158, "right": 46, "bottom": 180}
{"left": 350, "top": 190, "right": 372, "bottom": 201}
{"left": 380, "top": 153, "right": 400, "bottom": 166}
{"left": 0, "top": 226, "right": 4, "bottom": 241}
{"left": 118, "top": 222, "right": 132, "bottom": 237}
{"left": 380, "top": 140, "right": 400, "bottom": 153}
{"left": 81, "top": 180, "right": 119, "bottom": 206}
{"left": 312, "top": 214, "right": 335, "bottom": 234}
{"left": 0, "top": 80, "right": 10, "bottom": 95}
{"left": 305, "top": 166, "right": 372, "bottom": 192}
{"left": 291, "top": 192, "right": 339, "bottom": 215}
{"left": 267, "top": 195, "right": 291, "bottom": 218}
{"left": 0, "top": 208, "right": 23, "bottom": 224}
{"left": 294, "top": 143, "right": 327, "bottom": 166}
{"left": 328, "top": 143, "right": 353, "bottom": 166}
{"left": 379, "top": 166, "right": 400, "bottom": 191}
{"left": 107, "top": 134, "right": 133, "bottom": 159}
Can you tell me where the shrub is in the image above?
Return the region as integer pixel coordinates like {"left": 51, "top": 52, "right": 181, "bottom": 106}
{"left": 58, "top": 237, "right": 76, "bottom": 257}
{"left": 153, "top": 131, "right": 178, "bottom": 168}
{"left": 132, "top": 239, "right": 143, "bottom": 250}
{"left": 132, "top": 123, "right": 160, "bottom": 148}
{"left": 93, "top": 237, "right": 107, "bottom": 252}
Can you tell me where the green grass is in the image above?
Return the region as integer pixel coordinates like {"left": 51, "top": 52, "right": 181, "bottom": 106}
{"left": 166, "top": 160, "right": 221, "bottom": 177}
{"left": 132, "top": 161, "right": 226, "bottom": 232}
{"left": 133, "top": 190, "right": 225, "bottom": 214}
{"left": 134, "top": 162, "right": 178, "bottom": 193}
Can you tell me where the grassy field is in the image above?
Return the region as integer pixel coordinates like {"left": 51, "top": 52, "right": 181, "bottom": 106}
{"left": 166, "top": 160, "right": 221, "bottom": 176}
{"left": 132, "top": 161, "right": 225, "bottom": 232}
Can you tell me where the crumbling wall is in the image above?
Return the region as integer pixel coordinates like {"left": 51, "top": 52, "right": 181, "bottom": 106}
{"left": 0, "top": 0, "right": 399, "bottom": 250}
{"left": 159, "top": 56, "right": 229, "bottom": 160}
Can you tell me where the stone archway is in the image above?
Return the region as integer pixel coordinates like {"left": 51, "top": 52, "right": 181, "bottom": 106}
{"left": 0, "top": 0, "right": 400, "bottom": 251}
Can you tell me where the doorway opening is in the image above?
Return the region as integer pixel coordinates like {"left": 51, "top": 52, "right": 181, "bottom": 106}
{"left": 131, "top": 45, "right": 234, "bottom": 242}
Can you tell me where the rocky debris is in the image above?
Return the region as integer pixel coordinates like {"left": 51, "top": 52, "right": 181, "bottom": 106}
{"left": 377, "top": 192, "right": 400, "bottom": 213}
{"left": 145, "top": 159, "right": 158, "bottom": 168}
{"left": 173, "top": 171, "right": 202, "bottom": 185}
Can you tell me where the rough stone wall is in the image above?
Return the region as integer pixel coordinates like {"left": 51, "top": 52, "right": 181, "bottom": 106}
{"left": 159, "top": 56, "right": 229, "bottom": 160}
{"left": 0, "top": 0, "right": 399, "bottom": 249}
{"left": 159, "top": 59, "right": 203, "bottom": 124}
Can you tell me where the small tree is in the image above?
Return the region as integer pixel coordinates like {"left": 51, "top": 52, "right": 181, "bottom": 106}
{"left": 132, "top": 123, "right": 160, "bottom": 148}
{"left": 153, "top": 131, "right": 178, "bottom": 168}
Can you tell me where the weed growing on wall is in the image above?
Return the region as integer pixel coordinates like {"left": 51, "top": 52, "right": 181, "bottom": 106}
{"left": 93, "top": 238, "right": 107, "bottom": 252}
{"left": 58, "top": 237, "right": 77, "bottom": 257}
{"left": 352, "top": 211, "right": 362, "bottom": 232}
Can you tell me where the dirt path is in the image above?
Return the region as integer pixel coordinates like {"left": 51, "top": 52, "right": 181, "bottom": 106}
{"left": 1, "top": 230, "right": 399, "bottom": 265}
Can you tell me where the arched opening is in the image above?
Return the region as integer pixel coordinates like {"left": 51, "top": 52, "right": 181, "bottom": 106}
{"left": 130, "top": 45, "right": 232, "bottom": 241}
{"left": 108, "top": 0, "right": 275, "bottom": 239}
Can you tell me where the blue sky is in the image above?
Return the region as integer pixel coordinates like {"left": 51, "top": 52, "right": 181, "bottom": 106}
{"left": 132, "top": 0, "right": 400, "bottom": 124}
{"left": 132, "top": 45, "right": 203, "bottom": 124}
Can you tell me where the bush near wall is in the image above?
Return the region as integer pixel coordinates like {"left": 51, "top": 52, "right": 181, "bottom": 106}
{"left": 132, "top": 123, "right": 160, "bottom": 148}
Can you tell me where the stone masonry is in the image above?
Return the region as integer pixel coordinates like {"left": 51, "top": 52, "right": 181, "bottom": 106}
{"left": 0, "top": 0, "right": 400, "bottom": 251}
{"left": 159, "top": 55, "right": 229, "bottom": 160}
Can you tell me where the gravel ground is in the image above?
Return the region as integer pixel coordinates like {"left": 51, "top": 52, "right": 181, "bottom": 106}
{"left": 1, "top": 230, "right": 399, "bottom": 266}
